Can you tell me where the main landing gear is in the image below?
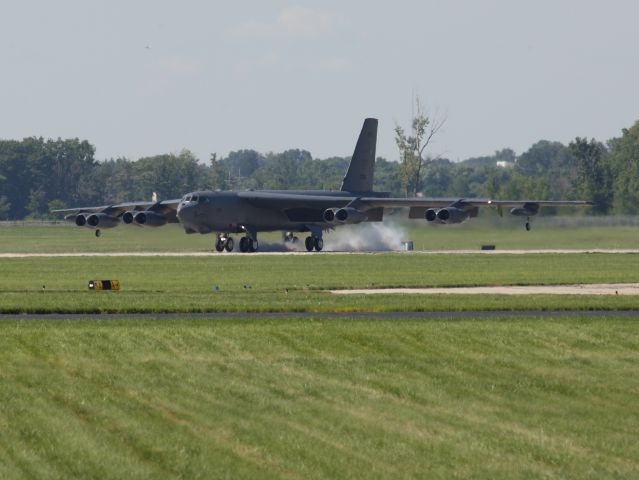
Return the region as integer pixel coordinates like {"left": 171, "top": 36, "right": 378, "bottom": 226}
{"left": 215, "top": 234, "right": 258, "bottom": 253}
{"left": 283, "top": 232, "right": 299, "bottom": 244}
{"left": 95, "top": 229, "right": 101, "bottom": 238}
{"left": 215, "top": 235, "right": 234, "bottom": 252}
{"left": 525, "top": 217, "right": 531, "bottom": 231}
{"left": 305, "top": 235, "right": 323, "bottom": 252}
{"left": 239, "top": 236, "right": 258, "bottom": 253}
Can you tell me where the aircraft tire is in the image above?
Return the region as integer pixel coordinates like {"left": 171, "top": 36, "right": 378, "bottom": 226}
{"left": 95, "top": 229, "right": 101, "bottom": 238}
{"left": 314, "top": 237, "right": 324, "bottom": 252}
{"left": 215, "top": 241, "right": 224, "bottom": 252}
{"left": 305, "top": 236, "right": 314, "bottom": 252}
{"left": 525, "top": 222, "right": 531, "bottom": 231}
{"left": 225, "top": 237, "right": 234, "bottom": 252}
{"left": 239, "top": 237, "right": 249, "bottom": 252}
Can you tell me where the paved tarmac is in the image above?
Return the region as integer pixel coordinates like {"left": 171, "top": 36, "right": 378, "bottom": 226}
{"left": 332, "top": 283, "right": 639, "bottom": 296}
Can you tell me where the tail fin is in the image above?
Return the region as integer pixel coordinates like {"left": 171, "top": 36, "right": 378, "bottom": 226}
{"left": 340, "top": 118, "right": 377, "bottom": 193}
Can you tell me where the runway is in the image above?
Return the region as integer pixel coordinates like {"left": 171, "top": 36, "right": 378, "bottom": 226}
{"left": 331, "top": 283, "right": 639, "bottom": 296}
{"left": 2, "top": 310, "right": 639, "bottom": 321}
{"left": 3, "top": 249, "right": 639, "bottom": 258}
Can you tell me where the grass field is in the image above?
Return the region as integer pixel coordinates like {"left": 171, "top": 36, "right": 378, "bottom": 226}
{"left": 2, "top": 253, "right": 639, "bottom": 313}
{"left": 2, "top": 223, "right": 639, "bottom": 478}
{"left": 1, "top": 316, "right": 638, "bottom": 479}
{"left": 2, "top": 216, "right": 639, "bottom": 252}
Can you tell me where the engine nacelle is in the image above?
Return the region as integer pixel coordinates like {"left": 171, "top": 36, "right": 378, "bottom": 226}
{"left": 85, "top": 213, "right": 120, "bottom": 229}
{"left": 335, "top": 207, "right": 367, "bottom": 224}
{"left": 425, "top": 208, "right": 441, "bottom": 223}
{"left": 133, "top": 211, "right": 167, "bottom": 227}
{"left": 122, "top": 211, "right": 135, "bottom": 224}
{"left": 74, "top": 214, "right": 87, "bottom": 226}
{"left": 323, "top": 208, "right": 339, "bottom": 223}
{"left": 437, "top": 207, "right": 470, "bottom": 224}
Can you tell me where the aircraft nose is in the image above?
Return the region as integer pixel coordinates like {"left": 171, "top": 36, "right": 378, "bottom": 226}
{"left": 176, "top": 201, "right": 193, "bottom": 223}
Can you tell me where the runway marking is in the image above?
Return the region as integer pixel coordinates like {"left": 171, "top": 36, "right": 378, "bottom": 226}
{"left": 331, "top": 283, "right": 639, "bottom": 296}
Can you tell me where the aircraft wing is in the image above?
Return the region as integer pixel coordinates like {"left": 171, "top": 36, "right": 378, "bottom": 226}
{"left": 52, "top": 199, "right": 181, "bottom": 222}
{"left": 356, "top": 198, "right": 593, "bottom": 209}
{"left": 240, "top": 191, "right": 592, "bottom": 226}
{"left": 240, "top": 192, "right": 592, "bottom": 210}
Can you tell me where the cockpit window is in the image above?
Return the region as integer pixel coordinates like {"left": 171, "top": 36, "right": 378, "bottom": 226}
{"left": 184, "top": 194, "right": 192, "bottom": 202}
{"left": 192, "top": 195, "right": 199, "bottom": 202}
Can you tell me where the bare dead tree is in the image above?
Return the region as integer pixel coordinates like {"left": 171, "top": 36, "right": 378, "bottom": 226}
{"left": 394, "top": 96, "right": 446, "bottom": 196}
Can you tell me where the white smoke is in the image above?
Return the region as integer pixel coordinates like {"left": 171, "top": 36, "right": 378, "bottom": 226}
{"left": 324, "top": 222, "right": 407, "bottom": 252}
{"left": 256, "top": 240, "right": 298, "bottom": 252}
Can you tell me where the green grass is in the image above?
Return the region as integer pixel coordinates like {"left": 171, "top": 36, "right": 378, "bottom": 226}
{"left": 2, "top": 225, "right": 639, "bottom": 478}
{"left": 2, "top": 254, "right": 639, "bottom": 313}
{"left": 1, "top": 316, "right": 638, "bottom": 479}
{"left": 2, "top": 217, "right": 639, "bottom": 253}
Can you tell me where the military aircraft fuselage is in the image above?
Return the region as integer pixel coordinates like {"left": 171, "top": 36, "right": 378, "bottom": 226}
{"left": 176, "top": 190, "right": 373, "bottom": 235}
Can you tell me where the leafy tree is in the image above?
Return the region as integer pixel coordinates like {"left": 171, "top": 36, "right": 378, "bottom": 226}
{"left": 134, "top": 150, "right": 208, "bottom": 200}
{"left": 26, "top": 188, "right": 46, "bottom": 218}
{"left": 373, "top": 158, "right": 402, "bottom": 195}
{"left": 0, "top": 195, "right": 10, "bottom": 220}
{"left": 221, "top": 149, "right": 263, "bottom": 189}
{"left": 515, "top": 140, "right": 575, "bottom": 199}
{"left": 394, "top": 98, "right": 445, "bottom": 196}
{"left": 422, "top": 159, "right": 453, "bottom": 196}
{"left": 47, "top": 199, "right": 67, "bottom": 211}
{"left": 209, "top": 153, "right": 228, "bottom": 190}
{"left": 608, "top": 121, "right": 639, "bottom": 214}
{"left": 569, "top": 137, "right": 611, "bottom": 214}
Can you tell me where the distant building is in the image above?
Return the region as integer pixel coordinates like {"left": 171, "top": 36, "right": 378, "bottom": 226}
{"left": 496, "top": 161, "right": 514, "bottom": 168}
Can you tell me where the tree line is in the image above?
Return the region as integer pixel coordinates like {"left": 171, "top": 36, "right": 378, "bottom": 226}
{"left": 1, "top": 119, "right": 638, "bottom": 220}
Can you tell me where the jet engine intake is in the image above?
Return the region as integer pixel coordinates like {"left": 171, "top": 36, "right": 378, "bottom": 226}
{"left": 323, "top": 208, "right": 338, "bottom": 223}
{"left": 75, "top": 214, "right": 87, "bottom": 227}
{"left": 122, "top": 211, "right": 135, "bottom": 224}
{"left": 85, "top": 213, "right": 120, "bottom": 229}
{"left": 133, "top": 211, "right": 167, "bottom": 227}
{"left": 425, "top": 208, "right": 440, "bottom": 223}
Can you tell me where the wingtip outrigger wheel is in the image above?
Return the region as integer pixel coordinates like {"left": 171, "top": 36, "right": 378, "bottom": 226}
{"left": 95, "top": 229, "right": 101, "bottom": 237}
{"left": 525, "top": 218, "right": 531, "bottom": 231}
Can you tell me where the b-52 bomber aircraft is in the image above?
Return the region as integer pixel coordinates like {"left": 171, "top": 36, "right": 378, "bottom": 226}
{"left": 53, "top": 118, "right": 592, "bottom": 253}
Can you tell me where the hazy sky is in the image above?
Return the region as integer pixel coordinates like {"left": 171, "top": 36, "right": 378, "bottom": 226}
{"left": 2, "top": 0, "right": 638, "bottom": 163}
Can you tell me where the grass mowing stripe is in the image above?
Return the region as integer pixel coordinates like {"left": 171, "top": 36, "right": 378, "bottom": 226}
{"left": 1, "top": 316, "right": 638, "bottom": 479}
{"left": 3, "top": 221, "right": 639, "bottom": 252}
{"left": 2, "top": 253, "right": 639, "bottom": 313}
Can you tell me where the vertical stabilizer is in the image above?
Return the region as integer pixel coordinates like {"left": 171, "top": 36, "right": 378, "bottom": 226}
{"left": 340, "top": 118, "right": 377, "bottom": 192}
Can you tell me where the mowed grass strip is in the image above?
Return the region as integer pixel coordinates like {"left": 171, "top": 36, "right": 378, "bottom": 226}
{"left": 0, "top": 316, "right": 637, "bottom": 479}
{"left": 2, "top": 253, "right": 639, "bottom": 313}
{"left": 2, "top": 220, "right": 639, "bottom": 253}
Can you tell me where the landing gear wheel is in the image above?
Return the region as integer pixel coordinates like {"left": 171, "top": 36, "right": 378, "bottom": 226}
{"left": 248, "top": 238, "right": 258, "bottom": 252}
{"left": 215, "top": 242, "right": 224, "bottom": 252}
{"left": 314, "top": 237, "right": 323, "bottom": 252}
{"left": 95, "top": 229, "right": 101, "bottom": 238}
{"left": 525, "top": 218, "right": 531, "bottom": 231}
{"left": 305, "top": 236, "right": 314, "bottom": 252}
{"left": 225, "top": 237, "right": 234, "bottom": 252}
{"left": 292, "top": 236, "right": 299, "bottom": 244}
{"left": 239, "top": 236, "right": 249, "bottom": 253}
